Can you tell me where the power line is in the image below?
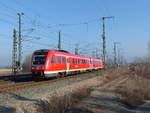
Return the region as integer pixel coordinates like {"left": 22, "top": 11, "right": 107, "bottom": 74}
{"left": 0, "top": 18, "right": 16, "bottom": 26}
{"left": 0, "top": 12, "right": 17, "bottom": 20}
{"left": 48, "top": 18, "right": 99, "bottom": 29}
{"left": 24, "top": 40, "right": 51, "bottom": 47}
{"left": 0, "top": 1, "right": 18, "bottom": 13}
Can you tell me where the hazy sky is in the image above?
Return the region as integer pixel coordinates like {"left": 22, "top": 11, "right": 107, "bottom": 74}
{"left": 0, "top": 0, "right": 150, "bottom": 66}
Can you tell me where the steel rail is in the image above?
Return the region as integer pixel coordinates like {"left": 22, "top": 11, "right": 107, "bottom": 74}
{"left": 0, "top": 71, "right": 98, "bottom": 93}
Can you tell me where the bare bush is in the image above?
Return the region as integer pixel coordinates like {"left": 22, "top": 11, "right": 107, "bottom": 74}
{"left": 16, "top": 88, "right": 92, "bottom": 113}
{"left": 22, "top": 55, "right": 32, "bottom": 72}
{"left": 16, "top": 76, "right": 101, "bottom": 113}
{"left": 118, "top": 64, "right": 150, "bottom": 106}
{"left": 135, "top": 63, "right": 150, "bottom": 79}
{"left": 33, "top": 88, "right": 92, "bottom": 113}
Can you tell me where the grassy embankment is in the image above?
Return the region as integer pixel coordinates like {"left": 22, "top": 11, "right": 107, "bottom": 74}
{"left": 16, "top": 64, "right": 150, "bottom": 113}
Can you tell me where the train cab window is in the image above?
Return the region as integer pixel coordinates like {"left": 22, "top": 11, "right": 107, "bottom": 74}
{"left": 58, "top": 57, "right": 61, "bottom": 63}
{"left": 51, "top": 55, "right": 55, "bottom": 63}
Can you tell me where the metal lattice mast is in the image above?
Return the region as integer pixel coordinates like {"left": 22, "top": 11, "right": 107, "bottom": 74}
{"left": 12, "top": 29, "right": 18, "bottom": 75}
{"left": 17, "top": 12, "right": 24, "bottom": 71}
{"left": 114, "top": 42, "right": 120, "bottom": 66}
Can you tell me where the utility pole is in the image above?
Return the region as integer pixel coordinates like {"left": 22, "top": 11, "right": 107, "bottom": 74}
{"left": 17, "top": 12, "right": 24, "bottom": 71}
{"left": 75, "top": 44, "right": 79, "bottom": 55}
{"left": 101, "top": 16, "right": 114, "bottom": 68}
{"left": 95, "top": 48, "right": 98, "bottom": 58}
{"left": 58, "top": 30, "right": 61, "bottom": 50}
{"left": 12, "top": 29, "right": 18, "bottom": 75}
{"left": 113, "top": 42, "right": 120, "bottom": 66}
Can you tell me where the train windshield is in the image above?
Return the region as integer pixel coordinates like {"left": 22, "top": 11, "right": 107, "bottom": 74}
{"left": 33, "top": 56, "right": 46, "bottom": 65}
{"left": 32, "top": 50, "right": 48, "bottom": 65}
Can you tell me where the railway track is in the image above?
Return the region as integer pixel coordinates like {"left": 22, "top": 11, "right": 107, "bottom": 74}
{"left": 0, "top": 79, "right": 16, "bottom": 85}
{"left": 0, "top": 72, "right": 31, "bottom": 77}
{"left": 0, "top": 71, "right": 99, "bottom": 93}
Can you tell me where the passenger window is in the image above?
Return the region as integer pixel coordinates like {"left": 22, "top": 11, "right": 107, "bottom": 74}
{"left": 78, "top": 59, "right": 80, "bottom": 64}
{"left": 62, "top": 58, "right": 65, "bottom": 63}
{"left": 82, "top": 60, "right": 83, "bottom": 64}
{"left": 58, "top": 57, "right": 61, "bottom": 63}
{"left": 75, "top": 59, "right": 77, "bottom": 64}
{"left": 83, "top": 60, "right": 85, "bottom": 64}
{"left": 51, "top": 55, "right": 55, "bottom": 63}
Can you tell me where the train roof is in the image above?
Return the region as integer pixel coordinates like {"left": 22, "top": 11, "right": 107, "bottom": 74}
{"left": 50, "top": 50, "right": 102, "bottom": 60}
{"left": 33, "top": 49, "right": 102, "bottom": 60}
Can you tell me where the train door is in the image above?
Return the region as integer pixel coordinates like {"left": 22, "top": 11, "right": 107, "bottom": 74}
{"left": 66, "top": 56, "right": 69, "bottom": 72}
{"left": 50, "top": 55, "right": 55, "bottom": 71}
{"left": 89, "top": 58, "right": 93, "bottom": 69}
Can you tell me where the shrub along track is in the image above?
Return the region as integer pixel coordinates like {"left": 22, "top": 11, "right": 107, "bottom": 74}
{"left": 0, "top": 71, "right": 99, "bottom": 93}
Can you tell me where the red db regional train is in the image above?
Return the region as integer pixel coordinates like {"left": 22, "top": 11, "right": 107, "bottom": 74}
{"left": 31, "top": 49, "right": 104, "bottom": 77}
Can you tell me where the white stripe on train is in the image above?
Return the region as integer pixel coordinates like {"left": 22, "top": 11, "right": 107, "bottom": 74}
{"left": 44, "top": 67, "right": 102, "bottom": 74}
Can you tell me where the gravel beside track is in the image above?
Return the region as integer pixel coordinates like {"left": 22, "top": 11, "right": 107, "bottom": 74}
{"left": 0, "top": 71, "right": 99, "bottom": 108}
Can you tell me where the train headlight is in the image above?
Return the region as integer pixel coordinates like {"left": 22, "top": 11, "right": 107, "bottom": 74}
{"left": 32, "top": 67, "right": 35, "bottom": 70}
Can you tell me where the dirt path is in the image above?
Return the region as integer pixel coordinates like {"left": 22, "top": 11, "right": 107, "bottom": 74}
{"left": 66, "top": 75, "right": 150, "bottom": 113}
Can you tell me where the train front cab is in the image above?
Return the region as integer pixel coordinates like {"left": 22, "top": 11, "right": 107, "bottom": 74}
{"left": 31, "top": 50, "right": 48, "bottom": 77}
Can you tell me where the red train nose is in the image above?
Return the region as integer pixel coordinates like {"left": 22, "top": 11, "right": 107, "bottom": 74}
{"left": 32, "top": 66, "right": 44, "bottom": 70}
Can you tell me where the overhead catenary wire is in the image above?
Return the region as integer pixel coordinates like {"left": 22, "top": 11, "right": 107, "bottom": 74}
{"left": 0, "top": 0, "right": 108, "bottom": 59}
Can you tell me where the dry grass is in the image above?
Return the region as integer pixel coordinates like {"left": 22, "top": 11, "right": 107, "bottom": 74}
{"left": 15, "top": 65, "right": 150, "bottom": 112}
{"left": 34, "top": 88, "right": 92, "bottom": 113}
{"left": 0, "top": 69, "right": 11, "bottom": 73}
{"left": 16, "top": 76, "right": 103, "bottom": 113}
{"left": 135, "top": 63, "right": 150, "bottom": 79}
{"left": 98, "top": 67, "right": 128, "bottom": 82}
{"left": 117, "top": 63, "right": 150, "bottom": 106}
